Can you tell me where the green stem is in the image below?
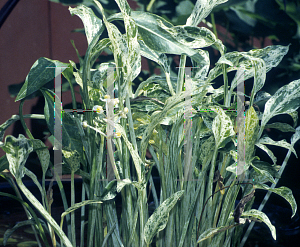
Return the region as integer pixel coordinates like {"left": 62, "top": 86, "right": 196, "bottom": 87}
{"left": 71, "top": 171, "right": 76, "bottom": 246}
{"left": 165, "top": 72, "right": 175, "bottom": 96}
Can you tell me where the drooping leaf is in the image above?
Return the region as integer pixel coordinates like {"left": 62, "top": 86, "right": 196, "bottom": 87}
{"left": 261, "top": 79, "right": 300, "bottom": 129}
{"left": 256, "top": 135, "right": 297, "bottom": 158}
{"left": 233, "top": 190, "right": 255, "bottom": 223}
{"left": 264, "top": 122, "right": 296, "bottom": 133}
{"left": 196, "top": 224, "right": 237, "bottom": 243}
{"left": 254, "top": 183, "right": 297, "bottom": 218}
{"left": 1, "top": 135, "right": 33, "bottom": 179}
{"left": 241, "top": 209, "right": 276, "bottom": 240}
{"left": 255, "top": 143, "right": 277, "bottom": 164}
{"left": 69, "top": 5, "right": 103, "bottom": 45}
{"left": 291, "top": 125, "right": 300, "bottom": 146}
{"left": 16, "top": 58, "right": 69, "bottom": 101}
{"left": 144, "top": 190, "right": 184, "bottom": 244}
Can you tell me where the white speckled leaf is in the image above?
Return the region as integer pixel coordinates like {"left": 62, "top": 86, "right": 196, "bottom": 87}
{"left": 254, "top": 184, "right": 297, "bottom": 218}
{"left": 196, "top": 224, "right": 236, "bottom": 243}
{"left": 291, "top": 125, "right": 300, "bottom": 146}
{"left": 212, "top": 107, "right": 235, "bottom": 149}
{"left": 2, "top": 134, "right": 33, "bottom": 179}
{"left": 261, "top": 79, "right": 300, "bottom": 128}
{"left": 69, "top": 5, "right": 103, "bottom": 45}
{"left": 144, "top": 190, "right": 184, "bottom": 244}
{"left": 241, "top": 209, "right": 276, "bottom": 240}
{"left": 255, "top": 143, "right": 277, "bottom": 164}
{"left": 139, "top": 40, "right": 170, "bottom": 74}
{"left": 256, "top": 135, "right": 297, "bottom": 158}
{"left": 245, "top": 106, "right": 259, "bottom": 163}
{"left": 30, "top": 139, "right": 50, "bottom": 178}
{"left": 288, "top": 110, "right": 298, "bottom": 128}
{"left": 186, "top": 0, "right": 228, "bottom": 26}
{"left": 159, "top": 25, "right": 217, "bottom": 49}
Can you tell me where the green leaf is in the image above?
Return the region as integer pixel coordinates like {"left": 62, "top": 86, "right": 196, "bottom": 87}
{"left": 291, "top": 125, "right": 300, "bottom": 146}
{"left": 41, "top": 88, "right": 84, "bottom": 161}
{"left": 241, "top": 209, "right": 276, "bottom": 240}
{"left": 3, "top": 219, "right": 41, "bottom": 245}
{"left": 99, "top": 178, "right": 132, "bottom": 201}
{"left": 197, "top": 224, "right": 237, "bottom": 243}
{"left": 30, "top": 139, "right": 50, "bottom": 179}
{"left": 69, "top": 5, "right": 103, "bottom": 45}
{"left": 255, "top": 143, "right": 277, "bottom": 164}
{"left": 261, "top": 79, "right": 300, "bottom": 129}
{"left": 212, "top": 107, "right": 235, "bottom": 149}
{"left": 61, "top": 200, "right": 103, "bottom": 228}
{"left": 16, "top": 58, "right": 69, "bottom": 101}
{"left": 265, "top": 122, "right": 296, "bottom": 133}
{"left": 0, "top": 155, "right": 9, "bottom": 172}
{"left": 250, "top": 162, "right": 276, "bottom": 184}
{"left": 254, "top": 184, "right": 297, "bottom": 218}
{"left": 1, "top": 135, "right": 33, "bottom": 179}
{"left": 186, "top": 0, "right": 229, "bottom": 26}
{"left": 108, "top": 11, "right": 208, "bottom": 64}
{"left": 62, "top": 147, "right": 81, "bottom": 172}
{"left": 157, "top": 24, "right": 217, "bottom": 49}
{"left": 144, "top": 190, "right": 184, "bottom": 244}
{"left": 245, "top": 106, "right": 259, "bottom": 163}
{"left": 256, "top": 135, "right": 297, "bottom": 158}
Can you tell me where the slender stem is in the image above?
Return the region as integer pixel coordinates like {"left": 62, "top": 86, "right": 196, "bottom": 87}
{"left": 165, "top": 72, "right": 175, "bottom": 96}
{"left": 71, "top": 171, "right": 76, "bottom": 246}
{"left": 239, "top": 149, "right": 293, "bottom": 247}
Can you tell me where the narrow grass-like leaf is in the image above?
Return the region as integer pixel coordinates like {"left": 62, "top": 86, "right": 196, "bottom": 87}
{"left": 144, "top": 190, "right": 184, "bottom": 244}
{"left": 61, "top": 200, "right": 103, "bottom": 228}
{"left": 15, "top": 58, "right": 69, "bottom": 101}
{"left": 254, "top": 184, "right": 297, "bottom": 218}
{"left": 197, "top": 224, "right": 237, "bottom": 243}
{"left": 245, "top": 106, "right": 259, "bottom": 163}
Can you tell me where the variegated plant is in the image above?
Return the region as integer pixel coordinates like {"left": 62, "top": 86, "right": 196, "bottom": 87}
{"left": 0, "top": 0, "right": 299, "bottom": 247}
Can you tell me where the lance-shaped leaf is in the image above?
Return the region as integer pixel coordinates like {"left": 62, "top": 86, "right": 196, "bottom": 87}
{"left": 138, "top": 40, "right": 170, "bottom": 74}
{"left": 254, "top": 183, "right": 297, "bottom": 218}
{"left": 291, "top": 125, "right": 300, "bottom": 146}
{"left": 241, "top": 209, "right": 276, "bottom": 240}
{"left": 16, "top": 58, "right": 69, "bottom": 101}
{"left": 186, "top": 0, "right": 228, "bottom": 27}
{"left": 255, "top": 143, "right": 277, "bottom": 165}
{"left": 108, "top": 11, "right": 208, "bottom": 64}
{"left": 99, "top": 178, "right": 132, "bottom": 201}
{"left": 256, "top": 135, "right": 297, "bottom": 158}
{"left": 144, "top": 190, "right": 184, "bottom": 244}
{"left": 197, "top": 224, "right": 237, "bottom": 244}
{"left": 69, "top": 5, "right": 103, "bottom": 45}
{"left": 265, "top": 122, "right": 296, "bottom": 133}
{"left": 1, "top": 135, "right": 33, "bottom": 179}
{"left": 158, "top": 25, "right": 217, "bottom": 49}
{"left": 245, "top": 106, "right": 259, "bottom": 163}
{"left": 261, "top": 79, "right": 300, "bottom": 129}
{"left": 212, "top": 107, "right": 235, "bottom": 149}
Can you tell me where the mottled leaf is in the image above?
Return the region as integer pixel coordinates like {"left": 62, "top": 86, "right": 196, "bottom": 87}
{"left": 264, "top": 122, "right": 296, "bottom": 133}
{"left": 16, "top": 58, "right": 69, "bottom": 101}
{"left": 261, "top": 79, "right": 300, "bottom": 129}
{"left": 254, "top": 184, "right": 297, "bottom": 218}
{"left": 69, "top": 5, "right": 103, "bottom": 45}
{"left": 186, "top": 0, "right": 229, "bottom": 26}
{"left": 212, "top": 107, "right": 235, "bottom": 149}
{"left": 144, "top": 190, "right": 184, "bottom": 244}
{"left": 241, "top": 209, "right": 276, "bottom": 240}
